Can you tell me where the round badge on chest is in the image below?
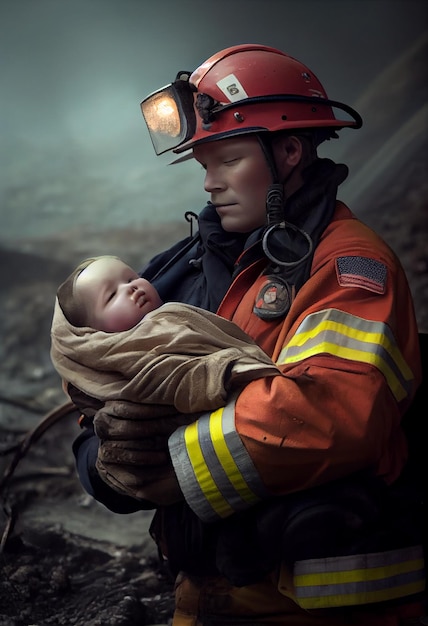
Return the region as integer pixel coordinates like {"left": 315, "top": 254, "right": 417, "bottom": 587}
{"left": 253, "top": 275, "right": 294, "bottom": 320}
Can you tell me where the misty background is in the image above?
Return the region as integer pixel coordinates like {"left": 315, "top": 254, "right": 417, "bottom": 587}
{"left": 0, "top": 0, "right": 427, "bottom": 242}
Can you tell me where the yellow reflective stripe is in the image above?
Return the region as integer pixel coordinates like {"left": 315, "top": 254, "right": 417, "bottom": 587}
{"left": 209, "top": 408, "right": 259, "bottom": 506}
{"left": 184, "top": 417, "right": 234, "bottom": 518}
{"left": 285, "top": 337, "right": 405, "bottom": 402}
{"left": 292, "top": 547, "right": 425, "bottom": 609}
{"left": 176, "top": 401, "right": 268, "bottom": 521}
{"left": 284, "top": 318, "right": 412, "bottom": 379}
{"left": 277, "top": 312, "right": 413, "bottom": 402}
{"left": 294, "top": 555, "right": 424, "bottom": 586}
{"left": 296, "top": 580, "right": 425, "bottom": 609}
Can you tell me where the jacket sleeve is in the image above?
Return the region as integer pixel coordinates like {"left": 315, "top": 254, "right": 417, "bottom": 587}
{"left": 168, "top": 250, "right": 422, "bottom": 523}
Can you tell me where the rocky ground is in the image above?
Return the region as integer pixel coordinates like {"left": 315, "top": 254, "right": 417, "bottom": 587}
{"left": 0, "top": 150, "right": 427, "bottom": 625}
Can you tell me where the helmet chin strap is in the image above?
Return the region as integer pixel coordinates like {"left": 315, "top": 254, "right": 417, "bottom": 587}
{"left": 255, "top": 134, "right": 298, "bottom": 226}
{"left": 255, "top": 134, "right": 313, "bottom": 270}
{"left": 265, "top": 164, "right": 298, "bottom": 226}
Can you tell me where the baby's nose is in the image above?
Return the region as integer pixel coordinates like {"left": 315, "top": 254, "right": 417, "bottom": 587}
{"left": 128, "top": 283, "right": 141, "bottom": 298}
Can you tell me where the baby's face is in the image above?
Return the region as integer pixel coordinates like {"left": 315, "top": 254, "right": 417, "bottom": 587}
{"left": 74, "top": 257, "right": 162, "bottom": 332}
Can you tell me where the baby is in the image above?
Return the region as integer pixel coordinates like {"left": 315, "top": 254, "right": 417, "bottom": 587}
{"left": 50, "top": 255, "right": 280, "bottom": 414}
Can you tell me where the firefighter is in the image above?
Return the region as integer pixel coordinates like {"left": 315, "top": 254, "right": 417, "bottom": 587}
{"left": 70, "top": 44, "right": 426, "bottom": 624}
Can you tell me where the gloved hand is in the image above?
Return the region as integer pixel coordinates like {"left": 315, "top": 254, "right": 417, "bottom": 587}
{"left": 93, "top": 399, "right": 198, "bottom": 504}
{"left": 66, "top": 382, "right": 104, "bottom": 422}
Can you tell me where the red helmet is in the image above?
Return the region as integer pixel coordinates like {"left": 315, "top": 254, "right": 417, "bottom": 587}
{"left": 141, "top": 44, "right": 362, "bottom": 156}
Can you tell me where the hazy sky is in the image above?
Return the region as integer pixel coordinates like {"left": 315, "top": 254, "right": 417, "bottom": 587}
{"left": 0, "top": 0, "right": 427, "bottom": 239}
{"left": 2, "top": 0, "right": 426, "bottom": 141}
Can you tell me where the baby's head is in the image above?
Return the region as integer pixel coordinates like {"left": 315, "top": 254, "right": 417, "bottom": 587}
{"left": 57, "top": 256, "right": 106, "bottom": 327}
{"left": 57, "top": 255, "right": 162, "bottom": 331}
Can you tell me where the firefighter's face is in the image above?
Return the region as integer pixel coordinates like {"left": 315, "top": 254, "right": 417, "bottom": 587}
{"left": 193, "top": 136, "right": 273, "bottom": 233}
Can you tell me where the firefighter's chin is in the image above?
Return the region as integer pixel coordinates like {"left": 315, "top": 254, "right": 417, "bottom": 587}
{"left": 217, "top": 211, "right": 259, "bottom": 234}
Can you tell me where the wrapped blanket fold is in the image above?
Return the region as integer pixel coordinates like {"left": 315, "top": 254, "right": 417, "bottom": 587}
{"left": 50, "top": 299, "right": 280, "bottom": 414}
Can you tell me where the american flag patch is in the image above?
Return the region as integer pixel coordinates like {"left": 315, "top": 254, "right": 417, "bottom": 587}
{"left": 336, "top": 256, "right": 387, "bottom": 294}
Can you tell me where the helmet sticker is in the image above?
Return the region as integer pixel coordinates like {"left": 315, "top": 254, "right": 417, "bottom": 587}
{"left": 216, "top": 74, "right": 248, "bottom": 102}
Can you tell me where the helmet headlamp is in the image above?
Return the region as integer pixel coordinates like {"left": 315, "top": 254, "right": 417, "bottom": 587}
{"left": 140, "top": 71, "right": 196, "bottom": 155}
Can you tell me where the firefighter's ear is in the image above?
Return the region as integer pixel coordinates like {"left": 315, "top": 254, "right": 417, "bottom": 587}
{"left": 273, "top": 135, "right": 303, "bottom": 171}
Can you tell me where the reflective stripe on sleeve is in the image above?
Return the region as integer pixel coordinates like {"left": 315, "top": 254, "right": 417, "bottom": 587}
{"left": 288, "top": 545, "right": 425, "bottom": 609}
{"left": 168, "top": 397, "right": 269, "bottom": 522}
{"left": 277, "top": 309, "right": 414, "bottom": 402}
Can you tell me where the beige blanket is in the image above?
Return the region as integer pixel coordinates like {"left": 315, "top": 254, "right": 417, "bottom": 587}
{"left": 50, "top": 300, "right": 279, "bottom": 414}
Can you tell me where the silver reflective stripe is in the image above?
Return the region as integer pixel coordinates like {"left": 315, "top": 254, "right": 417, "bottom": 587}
{"left": 169, "top": 421, "right": 216, "bottom": 522}
{"left": 169, "top": 398, "right": 269, "bottom": 522}
{"left": 277, "top": 309, "right": 414, "bottom": 402}
{"left": 292, "top": 545, "right": 425, "bottom": 608}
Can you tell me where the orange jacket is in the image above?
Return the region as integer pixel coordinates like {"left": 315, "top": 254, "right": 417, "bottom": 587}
{"left": 169, "top": 202, "right": 422, "bottom": 522}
